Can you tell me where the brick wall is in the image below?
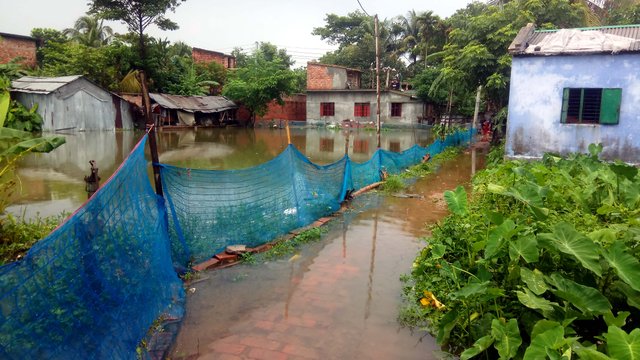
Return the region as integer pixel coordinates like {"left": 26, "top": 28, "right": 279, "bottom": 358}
{"left": 0, "top": 34, "right": 37, "bottom": 68}
{"left": 192, "top": 47, "right": 236, "bottom": 69}
{"left": 306, "top": 63, "right": 334, "bottom": 90}
{"left": 257, "top": 95, "right": 307, "bottom": 121}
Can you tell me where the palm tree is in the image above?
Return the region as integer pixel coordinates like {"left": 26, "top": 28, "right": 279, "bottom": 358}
{"left": 63, "top": 15, "right": 113, "bottom": 47}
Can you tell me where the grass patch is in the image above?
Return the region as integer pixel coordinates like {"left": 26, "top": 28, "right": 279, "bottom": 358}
{"left": 0, "top": 212, "right": 67, "bottom": 265}
{"left": 260, "top": 227, "right": 324, "bottom": 261}
{"left": 381, "top": 175, "right": 405, "bottom": 193}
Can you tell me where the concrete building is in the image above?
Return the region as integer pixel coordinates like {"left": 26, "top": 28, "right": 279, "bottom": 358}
{"left": 506, "top": 24, "right": 640, "bottom": 163}
{"left": 192, "top": 47, "right": 236, "bottom": 69}
{"left": 305, "top": 62, "right": 426, "bottom": 127}
{"left": 11, "top": 75, "right": 135, "bottom": 131}
{"left": 0, "top": 32, "right": 37, "bottom": 68}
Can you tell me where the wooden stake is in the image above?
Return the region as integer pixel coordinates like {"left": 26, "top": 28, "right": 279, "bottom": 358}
{"left": 138, "top": 70, "right": 163, "bottom": 197}
{"left": 285, "top": 120, "right": 292, "bottom": 145}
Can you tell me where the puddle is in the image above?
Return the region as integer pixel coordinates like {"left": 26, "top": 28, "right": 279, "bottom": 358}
{"left": 170, "top": 147, "right": 487, "bottom": 359}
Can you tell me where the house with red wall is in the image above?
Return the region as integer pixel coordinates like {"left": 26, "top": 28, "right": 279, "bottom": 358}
{"left": 192, "top": 47, "right": 236, "bottom": 69}
{"left": 0, "top": 32, "right": 37, "bottom": 68}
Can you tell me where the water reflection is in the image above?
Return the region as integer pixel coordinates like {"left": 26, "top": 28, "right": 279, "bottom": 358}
{"left": 9, "top": 127, "right": 434, "bottom": 219}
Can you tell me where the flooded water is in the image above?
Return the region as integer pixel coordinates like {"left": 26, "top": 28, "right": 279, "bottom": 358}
{"left": 170, "top": 149, "right": 486, "bottom": 360}
{"left": 8, "top": 127, "right": 433, "bottom": 219}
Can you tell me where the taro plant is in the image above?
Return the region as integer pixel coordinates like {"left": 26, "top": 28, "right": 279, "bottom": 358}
{"left": 401, "top": 145, "right": 640, "bottom": 359}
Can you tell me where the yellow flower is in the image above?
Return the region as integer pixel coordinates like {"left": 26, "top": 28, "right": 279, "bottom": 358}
{"left": 420, "top": 290, "right": 446, "bottom": 310}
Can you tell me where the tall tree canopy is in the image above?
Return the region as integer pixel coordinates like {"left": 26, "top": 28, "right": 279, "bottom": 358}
{"left": 89, "top": 0, "right": 185, "bottom": 64}
{"left": 63, "top": 15, "right": 113, "bottom": 47}
{"left": 223, "top": 44, "right": 301, "bottom": 126}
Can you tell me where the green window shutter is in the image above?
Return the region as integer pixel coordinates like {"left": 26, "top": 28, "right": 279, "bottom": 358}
{"left": 561, "top": 88, "right": 569, "bottom": 123}
{"left": 600, "top": 88, "right": 622, "bottom": 125}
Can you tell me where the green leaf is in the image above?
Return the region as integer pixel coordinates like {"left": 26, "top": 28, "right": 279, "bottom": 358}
{"left": 491, "top": 318, "right": 522, "bottom": 359}
{"left": 460, "top": 335, "right": 494, "bottom": 360}
{"left": 573, "top": 343, "right": 612, "bottom": 360}
{"left": 588, "top": 143, "right": 603, "bottom": 157}
{"left": 0, "top": 90, "right": 9, "bottom": 127}
{"left": 603, "top": 311, "right": 630, "bottom": 328}
{"left": 616, "top": 281, "right": 640, "bottom": 310}
{"left": 517, "top": 288, "right": 556, "bottom": 312}
{"left": 538, "top": 222, "right": 602, "bottom": 276}
{"left": 2, "top": 136, "right": 66, "bottom": 156}
{"left": 453, "top": 281, "right": 490, "bottom": 299}
{"left": 547, "top": 273, "right": 611, "bottom": 315}
{"left": 444, "top": 185, "right": 467, "bottom": 216}
{"left": 610, "top": 163, "right": 638, "bottom": 181}
{"left": 431, "top": 244, "right": 446, "bottom": 259}
{"left": 509, "top": 235, "right": 539, "bottom": 263}
{"left": 604, "top": 326, "right": 640, "bottom": 360}
{"left": 523, "top": 321, "right": 564, "bottom": 360}
{"left": 486, "top": 219, "right": 517, "bottom": 259}
{"left": 520, "top": 268, "right": 548, "bottom": 295}
{"left": 437, "top": 309, "right": 459, "bottom": 345}
{"left": 602, "top": 242, "right": 640, "bottom": 292}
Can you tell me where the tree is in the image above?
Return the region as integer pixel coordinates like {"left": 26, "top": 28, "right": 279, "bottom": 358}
{"left": 222, "top": 60, "right": 301, "bottom": 127}
{"left": 313, "top": 11, "right": 406, "bottom": 87}
{"left": 89, "top": 0, "right": 185, "bottom": 66}
{"left": 63, "top": 15, "right": 113, "bottom": 47}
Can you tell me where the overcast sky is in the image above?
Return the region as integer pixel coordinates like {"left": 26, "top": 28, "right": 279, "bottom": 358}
{"left": 1, "top": 0, "right": 474, "bottom": 66}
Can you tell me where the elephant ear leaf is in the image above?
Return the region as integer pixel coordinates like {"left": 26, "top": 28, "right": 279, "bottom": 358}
{"left": 602, "top": 242, "right": 640, "bottom": 292}
{"left": 604, "top": 326, "right": 640, "bottom": 360}
{"left": 0, "top": 89, "right": 9, "bottom": 128}
{"left": 460, "top": 335, "right": 494, "bottom": 360}
{"left": 491, "top": 318, "right": 522, "bottom": 359}
{"left": 444, "top": 185, "right": 468, "bottom": 216}
{"left": 538, "top": 222, "right": 602, "bottom": 276}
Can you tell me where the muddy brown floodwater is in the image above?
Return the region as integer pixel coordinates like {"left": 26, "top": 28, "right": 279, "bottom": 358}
{"left": 170, "top": 147, "right": 486, "bottom": 360}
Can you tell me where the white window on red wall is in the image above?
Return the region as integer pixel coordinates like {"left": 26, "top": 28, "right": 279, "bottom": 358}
{"left": 391, "top": 103, "right": 402, "bottom": 117}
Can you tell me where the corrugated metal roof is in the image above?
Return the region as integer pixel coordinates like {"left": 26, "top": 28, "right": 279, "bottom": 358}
{"left": 149, "top": 93, "right": 237, "bottom": 113}
{"left": 11, "top": 75, "right": 83, "bottom": 94}
{"left": 510, "top": 24, "right": 640, "bottom": 55}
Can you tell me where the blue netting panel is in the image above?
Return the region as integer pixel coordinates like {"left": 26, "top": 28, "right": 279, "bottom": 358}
{"left": 0, "top": 135, "right": 183, "bottom": 360}
{"left": 161, "top": 145, "right": 348, "bottom": 264}
{"left": 161, "top": 129, "right": 475, "bottom": 264}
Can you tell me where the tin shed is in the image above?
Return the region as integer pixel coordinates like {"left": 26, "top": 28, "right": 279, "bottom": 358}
{"left": 11, "top": 75, "right": 134, "bottom": 131}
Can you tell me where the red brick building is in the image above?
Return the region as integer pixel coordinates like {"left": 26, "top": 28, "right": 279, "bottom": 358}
{"left": 257, "top": 94, "right": 306, "bottom": 122}
{"left": 306, "top": 62, "right": 362, "bottom": 90}
{"left": 192, "top": 47, "right": 236, "bottom": 69}
{"left": 0, "top": 32, "right": 37, "bottom": 68}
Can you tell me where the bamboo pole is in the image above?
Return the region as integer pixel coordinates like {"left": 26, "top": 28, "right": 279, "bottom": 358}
{"left": 285, "top": 120, "right": 292, "bottom": 145}
{"left": 138, "top": 70, "right": 163, "bottom": 197}
{"left": 375, "top": 15, "right": 381, "bottom": 149}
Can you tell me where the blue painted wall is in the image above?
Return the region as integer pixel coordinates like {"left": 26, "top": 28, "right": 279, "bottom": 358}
{"left": 506, "top": 54, "right": 640, "bottom": 163}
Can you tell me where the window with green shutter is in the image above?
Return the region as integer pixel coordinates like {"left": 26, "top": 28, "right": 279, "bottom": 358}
{"left": 561, "top": 88, "right": 621, "bottom": 125}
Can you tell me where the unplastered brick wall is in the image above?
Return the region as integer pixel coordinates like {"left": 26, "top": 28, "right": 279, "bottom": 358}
{"left": 306, "top": 63, "right": 335, "bottom": 90}
{"left": 0, "top": 36, "right": 36, "bottom": 68}
{"left": 192, "top": 48, "right": 236, "bottom": 68}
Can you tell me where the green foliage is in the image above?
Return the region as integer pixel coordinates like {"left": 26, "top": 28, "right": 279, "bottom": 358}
{"left": 401, "top": 148, "right": 640, "bottom": 358}
{"left": 63, "top": 15, "right": 113, "bottom": 47}
{"left": 0, "top": 212, "right": 67, "bottom": 265}
{"left": 222, "top": 54, "right": 301, "bottom": 125}
{"left": 261, "top": 227, "right": 323, "bottom": 261}
{"left": 381, "top": 175, "right": 405, "bottom": 193}
{"left": 444, "top": 186, "right": 468, "bottom": 216}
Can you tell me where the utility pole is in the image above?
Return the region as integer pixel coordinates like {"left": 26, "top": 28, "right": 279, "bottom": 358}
{"left": 375, "top": 15, "right": 381, "bottom": 149}
{"left": 472, "top": 85, "right": 483, "bottom": 131}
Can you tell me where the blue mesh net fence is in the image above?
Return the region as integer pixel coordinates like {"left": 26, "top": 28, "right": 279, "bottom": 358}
{"left": 0, "top": 128, "right": 472, "bottom": 357}
{"left": 0, "top": 135, "right": 184, "bottom": 359}
{"left": 163, "top": 128, "right": 474, "bottom": 264}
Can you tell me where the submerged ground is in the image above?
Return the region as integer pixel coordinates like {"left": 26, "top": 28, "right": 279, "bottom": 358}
{"left": 171, "top": 148, "right": 485, "bottom": 359}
